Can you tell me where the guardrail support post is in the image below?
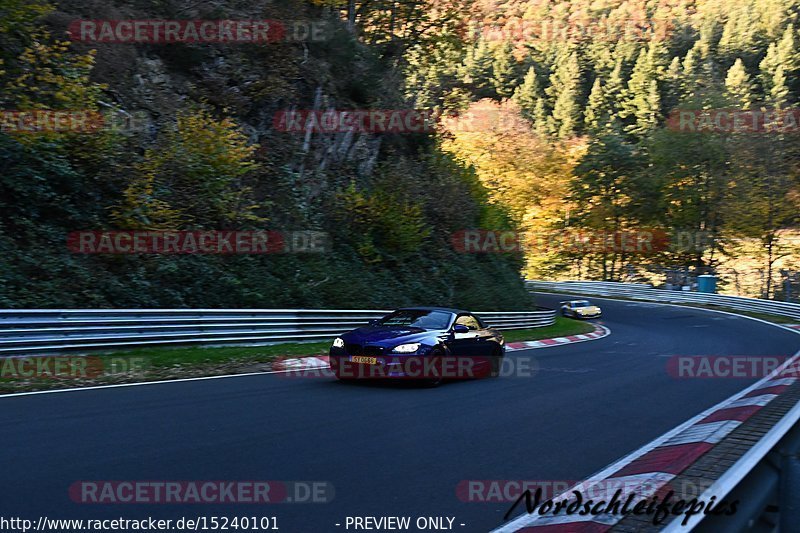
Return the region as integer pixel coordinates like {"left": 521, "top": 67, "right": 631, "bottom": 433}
{"left": 780, "top": 451, "right": 800, "bottom": 532}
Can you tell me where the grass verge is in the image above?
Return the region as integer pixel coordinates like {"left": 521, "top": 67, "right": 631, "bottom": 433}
{"left": 501, "top": 316, "right": 596, "bottom": 343}
{"left": 0, "top": 317, "right": 597, "bottom": 395}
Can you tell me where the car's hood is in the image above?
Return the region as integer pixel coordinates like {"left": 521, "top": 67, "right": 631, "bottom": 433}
{"left": 342, "top": 326, "right": 442, "bottom": 346}
{"left": 576, "top": 306, "right": 601, "bottom": 313}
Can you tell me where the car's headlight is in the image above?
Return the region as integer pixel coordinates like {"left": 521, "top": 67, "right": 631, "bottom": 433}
{"left": 332, "top": 337, "right": 344, "bottom": 348}
{"left": 391, "top": 343, "right": 421, "bottom": 353}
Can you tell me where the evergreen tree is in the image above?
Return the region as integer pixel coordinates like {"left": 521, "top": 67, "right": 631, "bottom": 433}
{"left": 695, "top": 18, "right": 721, "bottom": 60}
{"left": 663, "top": 56, "right": 683, "bottom": 110}
{"left": 776, "top": 24, "right": 798, "bottom": 72}
{"left": 775, "top": 24, "right": 799, "bottom": 96}
{"left": 603, "top": 58, "right": 626, "bottom": 124}
{"left": 760, "top": 42, "right": 781, "bottom": 96}
{"left": 492, "top": 42, "right": 519, "bottom": 99}
{"left": 584, "top": 77, "right": 606, "bottom": 132}
{"left": 533, "top": 97, "right": 551, "bottom": 136}
{"left": 622, "top": 48, "right": 662, "bottom": 136}
{"left": 760, "top": 27, "right": 797, "bottom": 107}
{"left": 718, "top": 3, "right": 763, "bottom": 63}
{"left": 646, "top": 40, "right": 669, "bottom": 80}
{"left": 512, "top": 66, "right": 541, "bottom": 120}
{"left": 681, "top": 47, "right": 703, "bottom": 100}
{"left": 546, "top": 48, "right": 583, "bottom": 138}
{"left": 724, "top": 58, "right": 753, "bottom": 108}
{"left": 769, "top": 64, "right": 790, "bottom": 107}
{"left": 462, "top": 37, "right": 495, "bottom": 98}
{"left": 586, "top": 41, "right": 616, "bottom": 76}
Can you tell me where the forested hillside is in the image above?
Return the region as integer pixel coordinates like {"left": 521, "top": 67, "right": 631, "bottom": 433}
{"left": 1, "top": 0, "right": 798, "bottom": 307}
{"left": 404, "top": 0, "right": 800, "bottom": 298}
{"left": 0, "top": 0, "right": 531, "bottom": 309}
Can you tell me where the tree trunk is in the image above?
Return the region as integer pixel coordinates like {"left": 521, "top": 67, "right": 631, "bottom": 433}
{"left": 765, "top": 234, "right": 774, "bottom": 299}
{"left": 347, "top": 0, "right": 356, "bottom": 31}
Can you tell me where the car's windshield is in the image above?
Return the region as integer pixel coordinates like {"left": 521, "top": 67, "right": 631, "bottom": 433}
{"left": 378, "top": 310, "right": 453, "bottom": 330}
{"left": 573, "top": 302, "right": 591, "bottom": 307}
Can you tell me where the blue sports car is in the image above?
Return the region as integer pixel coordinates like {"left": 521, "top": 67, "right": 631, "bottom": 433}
{"left": 328, "top": 307, "right": 505, "bottom": 385}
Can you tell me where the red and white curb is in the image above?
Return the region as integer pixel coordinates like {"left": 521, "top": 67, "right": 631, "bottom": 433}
{"left": 788, "top": 324, "right": 800, "bottom": 332}
{"left": 272, "top": 355, "right": 330, "bottom": 371}
{"left": 272, "top": 324, "right": 611, "bottom": 371}
{"left": 492, "top": 349, "right": 800, "bottom": 533}
{"left": 505, "top": 324, "right": 610, "bottom": 352}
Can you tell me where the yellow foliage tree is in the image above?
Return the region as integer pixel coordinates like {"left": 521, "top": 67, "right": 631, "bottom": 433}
{"left": 3, "top": 39, "right": 104, "bottom": 109}
{"left": 112, "top": 109, "right": 261, "bottom": 230}
{"left": 440, "top": 99, "right": 585, "bottom": 275}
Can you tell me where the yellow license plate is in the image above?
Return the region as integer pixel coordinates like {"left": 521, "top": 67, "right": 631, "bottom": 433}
{"left": 350, "top": 356, "right": 377, "bottom": 364}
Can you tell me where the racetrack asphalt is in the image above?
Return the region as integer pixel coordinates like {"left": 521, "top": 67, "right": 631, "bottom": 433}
{"left": 2, "top": 293, "right": 798, "bottom": 532}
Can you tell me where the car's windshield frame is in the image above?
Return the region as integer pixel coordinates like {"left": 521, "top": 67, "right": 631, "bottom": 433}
{"left": 572, "top": 301, "right": 591, "bottom": 307}
{"left": 377, "top": 310, "right": 455, "bottom": 330}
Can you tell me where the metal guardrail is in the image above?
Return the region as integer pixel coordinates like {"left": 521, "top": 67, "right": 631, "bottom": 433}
{"left": 683, "top": 399, "right": 800, "bottom": 532}
{"left": 0, "top": 308, "right": 556, "bottom": 355}
{"left": 530, "top": 279, "right": 800, "bottom": 531}
{"left": 527, "top": 280, "right": 800, "bottom": 321}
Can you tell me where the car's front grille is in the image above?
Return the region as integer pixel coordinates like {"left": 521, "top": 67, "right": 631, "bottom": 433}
{"left": 344, "top": 342, "right": 362, "bottom": 355}
{"left": 363, "top": 346, "right": 384, "bottom": 357}
{"left": 344, "top": 343, "right": 384, "bottom": 357}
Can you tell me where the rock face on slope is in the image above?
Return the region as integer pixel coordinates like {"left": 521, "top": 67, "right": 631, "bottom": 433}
{"left": 50, "top": 0, "right": 385, "bottom": 182}
{"left": 0, "top": 0, "right": 534, "bottom": 310}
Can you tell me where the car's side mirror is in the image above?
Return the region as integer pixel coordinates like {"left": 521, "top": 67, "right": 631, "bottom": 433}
{"left": 453, "top": 324, "right": 470, "bottom": 334}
